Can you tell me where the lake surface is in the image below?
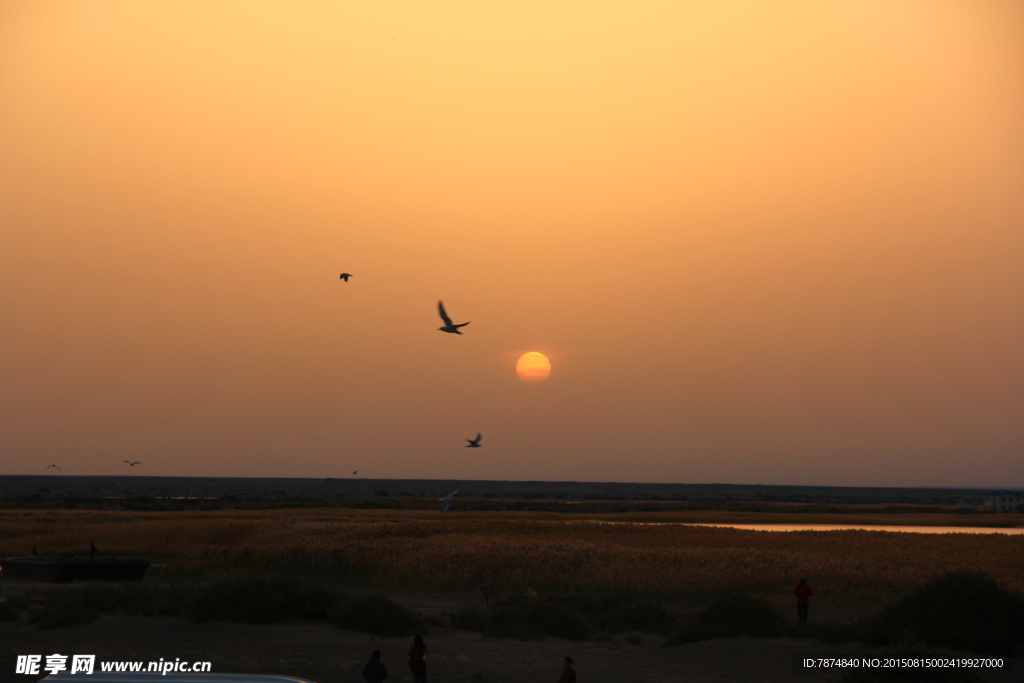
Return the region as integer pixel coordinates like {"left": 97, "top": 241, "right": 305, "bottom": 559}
{"left": 686, "top": 523, "right": 1024, "bottom": 535}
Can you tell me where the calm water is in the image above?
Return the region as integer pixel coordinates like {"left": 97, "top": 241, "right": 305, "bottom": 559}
{"left": 584, "top": 521, "right": 1024, "bottom": 534}
{"left": 686, "top": 523, "right": 1024, "bottom": 535}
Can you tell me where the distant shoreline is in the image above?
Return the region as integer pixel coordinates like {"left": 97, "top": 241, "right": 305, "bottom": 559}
{"left": 0, "top": 474, "right": 1015, "bottom": 506}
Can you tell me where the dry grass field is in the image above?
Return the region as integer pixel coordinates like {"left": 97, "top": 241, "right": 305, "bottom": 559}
{"left": 3, "top": 507, "right": 1022, "bottom": 621}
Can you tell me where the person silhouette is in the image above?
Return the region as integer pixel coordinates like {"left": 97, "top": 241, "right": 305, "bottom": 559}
{"left": 362, "top": 649, "right": 387, "bottom": 683}
{"left": 794, "top": 576, "right": 813, "bottom": 624}
{"left": 559, "top": 656, "right": 576, "bottom": 683}
{"left": 89, "top": 541, "right": 97, "bottom": 559}
{"left": 408, "top": 634, "right": 427, "bottom": 682}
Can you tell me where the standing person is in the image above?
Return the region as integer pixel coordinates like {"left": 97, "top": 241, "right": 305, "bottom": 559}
{"left": 89, "top": 541, "right": 97, "bottom": 559}
{"left": 559, "top": 656, "right": 576, "bottom": 683}
{"left": 794, "top": 576, "right": 813, "bottom": 624}
{"left": 362, "top": 650, "right": 387, "bottom": 683}
{"left": 408, "top": 634, "right": 427, "bottom": 682}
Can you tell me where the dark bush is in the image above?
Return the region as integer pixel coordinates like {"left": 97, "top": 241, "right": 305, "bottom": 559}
{"left": 454, "top": 592, "right": 679, "bottom": 640}
{"left": 850, "top": 572, "right": 1024, "bottom": 655}
{"left": 453, "top": 596, "right": 592, "bottom": 641}
{"left": 451, "top": 605, "right": 488, "bottom": 632}
{"left": 0, "top": 601, "right": 18, "bottom": 621}
{"left": 24, "top": 584, "right": 194, "bottom": 629}
{"left": 665, "top": 596, "right": 783, "bottom": 646}
{"left": 29, "top": 595, "right": 98, "bottom": 630}
{"left": 185, "top": 577, "right": 338, "bottom": 624}
{"left": 553, "top": 592, "right": 633, "bottom": 620}
{"left": 328, "top": 595, "right": 422, "bottom": 637}
{"left": 593, "top": 600, "right": 677, "bottom": 635}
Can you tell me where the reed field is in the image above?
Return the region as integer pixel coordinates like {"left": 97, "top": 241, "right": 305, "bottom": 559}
{"left": 2, "top": 507, "right": 1023, "bottom": 620}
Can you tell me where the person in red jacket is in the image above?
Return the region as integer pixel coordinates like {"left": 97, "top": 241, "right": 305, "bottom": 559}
{"left": 408, "top": 634, "right": 427, "bottom": 683}
{"left": 794, "top": 576, "right": 813, "bottom": 623}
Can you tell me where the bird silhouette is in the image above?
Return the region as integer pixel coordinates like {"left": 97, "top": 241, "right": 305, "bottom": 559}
{"left": 439, "top": 489, "right": 458, "bottom": 513}
{"left": 46, "top": 464, "right": 61, "bottom": 472}
{"left": 466, "top": 433, "right": 482, "bottom": 448}
{"left": 124, "top": 460, "right": 141, "bottom": 466}
{"left": 437, "top": 301, "right": 470, "bottom": 334}
{"left": 339, "top": 273, "right": 352, "bottom": 282}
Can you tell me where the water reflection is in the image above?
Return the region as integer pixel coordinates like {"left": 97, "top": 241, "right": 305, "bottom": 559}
{"left": 585, "top": 521, "right": 1024, "bottom": 534}
{"left": 688, "top": 523, "right": 1024, "bottom": 535}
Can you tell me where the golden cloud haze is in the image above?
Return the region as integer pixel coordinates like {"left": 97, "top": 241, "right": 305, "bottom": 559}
{"left": 1, "top": 1, "right": 1021, "bottom": 485}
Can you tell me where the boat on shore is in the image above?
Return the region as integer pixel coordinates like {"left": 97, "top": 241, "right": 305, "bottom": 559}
{"left": 0, "top": 556, "right": 150, "bottom": 582}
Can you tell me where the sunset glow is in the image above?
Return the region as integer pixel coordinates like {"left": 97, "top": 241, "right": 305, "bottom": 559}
{"left": 516, "top": 352, "right": 552, "bottom": 383}
{"left": 0, "top": 2, "right": 1021, "bottom": 485}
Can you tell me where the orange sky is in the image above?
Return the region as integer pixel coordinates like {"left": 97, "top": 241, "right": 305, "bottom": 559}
{"left": 2, "top": 1, "right": 1022, "bottom": 486}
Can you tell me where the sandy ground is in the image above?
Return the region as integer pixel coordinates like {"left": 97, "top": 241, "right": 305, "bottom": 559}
{"left": 10, "top": 616, "right": 1019, "bottom": 683}
{"left": 1, "top": 614, "right": 879, "bottom": 683}
{"left": 1, "top": 588, "right": 1019, "bottom": 682}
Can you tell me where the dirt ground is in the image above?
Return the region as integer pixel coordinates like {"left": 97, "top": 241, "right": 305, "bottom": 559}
{"left": 2, "top": 585, "right": 1021, "bottom": 683}
{"left": 2, "top": 613, "right": 881, "bottom": 683}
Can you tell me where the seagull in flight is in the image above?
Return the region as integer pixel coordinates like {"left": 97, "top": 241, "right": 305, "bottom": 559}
{"left": 437, "top": 301, "right": 470, "bottom": 334}
{"left": 46, "top": 464, "right": 61, "bottom": 472}
{"left": 439, "top": 489, "right": 458, "bottom": 513}
{"left": 124, "top": 460, "right": 142, "bottom": 466}
{"left": 466, "top": 433, "right": 482, "bottom": 448}
{"left": 339, "top": 273, "right": 352, "bottom": 282}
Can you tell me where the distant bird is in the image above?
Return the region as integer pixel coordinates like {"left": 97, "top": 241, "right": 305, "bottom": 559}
{"left": 124, "top": 460, "right": 141, "bottom": 467}
{"left": 437, "top": 300, "right": 470, "bottom": 334}
{"left": 353, "top": 471, "right": 357, "bottom": 475}
{"left": 46, "top": 464, "right": 61, "bottom": 472}
{"left": 439, "top": 489, "right": 458, "bottom": 513}
{"left": 339, "top": 273, "right": 352, "bottom": 282}
{"left": 466, "top": 433, "right": 482, "bottom": 448}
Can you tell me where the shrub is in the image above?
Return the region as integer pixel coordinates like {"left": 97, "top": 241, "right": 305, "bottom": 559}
{"left": 593, "top": 600, "right": 677, "bottom": 635}
{"left": 553, "top": 592, "right": 633, "bottom": 620}
{"left": 665, "top": 596, "right": 783, "bottom": 646}
{"left": 453, "top": 592, "right": 677, "bottom": 640}
{"left": 185, "top": 577, "right": 338, "bottom": 624}
{"left": 850, "top": 572, "right": 1024, "bottom": 655}
{"left": 23, "top": 584, "right": 194, "bottom": 629}
{"left": 29, "top": 595, "right": 98, "bottom": 630}
{"left": 0, "top": 601, "right": 19, "bottom": 622}
{"left": 451, "top": 605, "right": 488, "bottom": 633}
{"left": 453, "top": 596, "right": 592, "bottom": 641}
{"left": 328, "top": 595, "right": 422, "bottom": 637}
{"left": 549, "top": 591, "right": 677, "bottom": 634}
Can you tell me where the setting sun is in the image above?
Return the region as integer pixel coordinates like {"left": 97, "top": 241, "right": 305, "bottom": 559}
{"left": 516, "top": 352, "right": 552, "bottom": 383}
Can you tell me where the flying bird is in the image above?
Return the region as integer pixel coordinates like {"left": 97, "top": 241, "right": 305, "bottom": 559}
{"left": 466, "top": 433, "right": 482, "bottom": 448}
{"left": 124, "top": 460, "right": 141, "bottom": 466}
{"left": 437, "top": 300, "right": 470, "bottom": 334}
{"left": 439, "top": 489, "right": 458, "bottom": 513}
{"left": 339, "top": 273, "right": 352, "bottom": 282}
{"left": 46, "top": 464, "right": 61, "bottom": 472}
